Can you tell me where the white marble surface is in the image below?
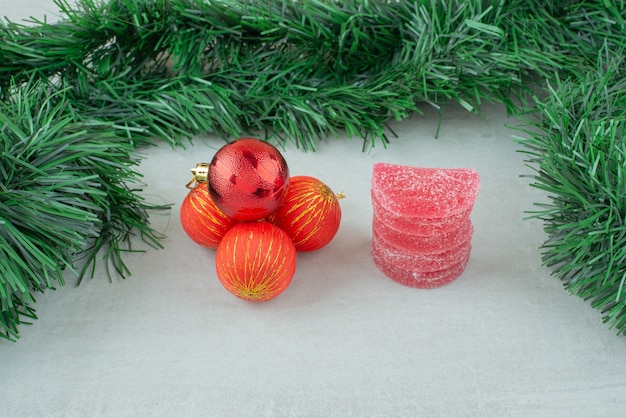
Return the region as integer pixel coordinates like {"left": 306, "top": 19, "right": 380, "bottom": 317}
{"left": 2, "top": 2, "right": 625, "bottom": 417}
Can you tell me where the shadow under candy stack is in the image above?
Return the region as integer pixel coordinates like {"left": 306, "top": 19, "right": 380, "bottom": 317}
{"left": 371, "top": 163, "right": 481, "bottom": 288}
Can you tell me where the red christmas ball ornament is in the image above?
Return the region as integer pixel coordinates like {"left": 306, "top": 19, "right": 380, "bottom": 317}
{"left": 180, "top": 182, "right": 238, "bottom": 249}
{"left": 215, "top": 221, "right": 297, "bottom": 302}
{"left": 267, "top": 175, "right": 343, "bottom": 252}
{"left": 208, "top": 138, "right": 290, "bottom": 221}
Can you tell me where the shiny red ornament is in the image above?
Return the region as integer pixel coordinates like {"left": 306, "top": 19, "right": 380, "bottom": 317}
{"left": 268, "top": 175, "right": 342, "bottom": 252}
{"left": 208, "top": 138, "right": 290, "bottom": 221}
{"left": 215, "top": 221, "right": 297, "bottom": 302}
{"left": 180, "top": 183, "right": 238, "bottom": 248}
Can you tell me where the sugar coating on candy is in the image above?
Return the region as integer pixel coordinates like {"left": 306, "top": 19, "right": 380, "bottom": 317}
{"left": 372, "top": 246, "right": 471, "bottom": 289}
{"left": 371, "top": 163, "right": 480, "bottom": 219}
{"left": 372, "top": 227, "right": 471, "bottom": 272}
{"left": 373, "top": 214, "right": 473, "bottom": 253}
{"left": 372, "top": 192, "right": 472, "bottom": 235}
{"left": 372, "top": 226, "right": 471, "bottom": 272}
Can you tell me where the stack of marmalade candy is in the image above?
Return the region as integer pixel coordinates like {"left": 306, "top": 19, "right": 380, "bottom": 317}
{"left": 371, "top": 162, "right": 481, "bottom": 288}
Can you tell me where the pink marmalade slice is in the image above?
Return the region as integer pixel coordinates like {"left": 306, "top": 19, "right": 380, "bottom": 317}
{"left": 372, "top": 227, "right": 471, "bottom": 273}
{"left": 371, "top": 192, "right": 472, "bottom": 235}
{"left": 371, "top": 163, "right": 480, "bottom": 219}
{"left": 372, "top": 246, "right": 470, "bottom": 289}
{"left": 372, "top": 214, "right": 473, "bottom": 253}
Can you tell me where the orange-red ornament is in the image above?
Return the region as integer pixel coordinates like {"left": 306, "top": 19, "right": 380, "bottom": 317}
{"left": 268, "top": 175, "right": 343, "bottom": 252}
{"left": 208, "top": 138, "right": 290, "bottom": 221}
{"left": 180, "top": 182, "right": 238, "bottom": 249}
{"left": 215, "top": 221, "right": 297, "bottom": 302}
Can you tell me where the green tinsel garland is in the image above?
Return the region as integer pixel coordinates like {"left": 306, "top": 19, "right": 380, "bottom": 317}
{"left": 517, "top": 50, "right": 626, "bottom": 333}
{"left": 2, "top": 0, "right": 584, "bottom": 148}
{"left": 0, "top": 0, "right": 625, "bottom": 339}
{"left": 0, "top": 78, "right": 168, "bottom": 340}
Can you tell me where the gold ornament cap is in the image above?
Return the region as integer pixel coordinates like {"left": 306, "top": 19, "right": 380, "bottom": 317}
{"left": 186, "top": 162, "right": 210, "bottom": 188}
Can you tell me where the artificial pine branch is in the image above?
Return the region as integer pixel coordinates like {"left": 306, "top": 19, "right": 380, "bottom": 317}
{"left": 517, "top": 48, "right": 626, "bottom": 333}
{"left": 2, "top": 0, "right": 583, "bottom": 150}
{"left": 0, "top": 78, "right": 168, "bottom": 340}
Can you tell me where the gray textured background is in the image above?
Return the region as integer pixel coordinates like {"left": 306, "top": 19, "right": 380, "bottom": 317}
{"left": 2, "top": 2, "right": 625, "bottom": 416}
